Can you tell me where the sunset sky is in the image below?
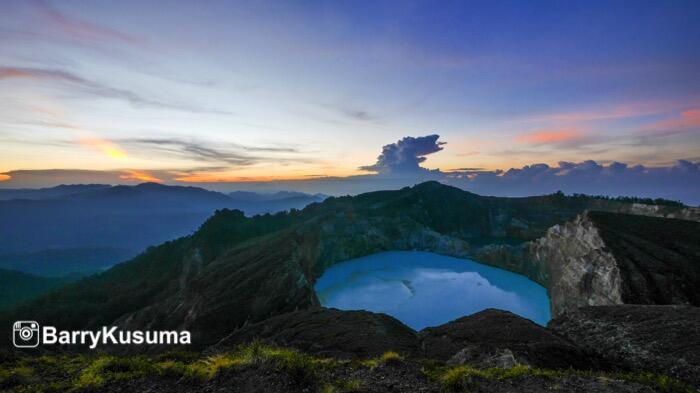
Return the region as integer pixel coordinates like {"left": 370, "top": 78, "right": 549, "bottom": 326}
{"left": 1, "top": 1, "right": 699, "bottom": 195}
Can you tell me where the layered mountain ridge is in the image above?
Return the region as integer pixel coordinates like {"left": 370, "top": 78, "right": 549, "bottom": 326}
{"left": 3, "top": 181, "right": 698, "bottom": 350}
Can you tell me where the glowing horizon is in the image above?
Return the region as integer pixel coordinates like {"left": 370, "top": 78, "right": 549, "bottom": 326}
{"left": 1, "top": 1, "right": 699, "bottom": 190}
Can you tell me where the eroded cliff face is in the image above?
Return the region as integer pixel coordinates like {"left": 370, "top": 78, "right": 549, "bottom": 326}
{"left": 530, "top": 213, "right": 623, "bottom": 317}
{"left": 531, "top": 211, "right": 700, "bottom": 317}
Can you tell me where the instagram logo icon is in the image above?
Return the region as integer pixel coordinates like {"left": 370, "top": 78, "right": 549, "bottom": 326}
{"left": 13, "top": 321, "right": 40, "bottom": 348}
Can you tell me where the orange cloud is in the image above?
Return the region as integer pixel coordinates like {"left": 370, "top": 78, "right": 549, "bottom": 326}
{"left": 80, "top": 138, "right": 127, "bottom": 159}
{"left": 120, "top": 170, "right": 162, "bottom": 183}
{"left": 456, "top": 151, "right": 480, "bottom": 157}
{"left": 174, "top": 173, "right": 315, "bottom": 183}
{"left": 641, "top": 108, "right": 700, "bottom": 135}
{"left": 0, "top": 174, "right": 11, "bottom": 182}
{"left": 515, "top": 127, "right": 582, "bottom": 144}
{"left": 527, "top": 101, "right": 684, "bottom": 123}
{"left": 0, "top": 68, "right": 36, "bottom": 79}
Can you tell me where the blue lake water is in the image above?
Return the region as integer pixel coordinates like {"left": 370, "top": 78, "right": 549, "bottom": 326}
{"left": 314, "top": 251, "right": 551, "bottom": 330}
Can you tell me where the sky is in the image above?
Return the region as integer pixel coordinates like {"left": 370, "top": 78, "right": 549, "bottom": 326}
{"left": 1, "top": 1, "right": 699, "bottom": 202}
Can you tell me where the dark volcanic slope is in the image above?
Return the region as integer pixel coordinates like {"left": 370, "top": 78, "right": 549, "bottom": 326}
{"left": 1, "top": 182, "right": 694, "bottom": 349}
{"left": 209, "top": 308, "right": 607, "bottom": 370}
{"left": 549, "top": 305, "right": 700, "bottom": 387}
{"left": 418, "top": 309, "right": 603, "bottom": 370}
{"left": 208, "top": 307, "right": 419, "bottom": 358}
{"left": 589, "top": 211, "right": 700, "bottom": 306}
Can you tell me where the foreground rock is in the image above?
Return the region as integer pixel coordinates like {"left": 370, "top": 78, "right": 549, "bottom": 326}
{"left": 418, "top": 309, "right": 605, "bottom": 370}
{"left": 531, "top": 211, "right": 700, "bottom": 317}
{"left": 208, "top": 307, "right": 419, "bottom": 358}
{"left": 549, "top": 305, "right": 700, "bottom": 387}
{"left": 209, "top": 307, "right": 608, "bottom": 371}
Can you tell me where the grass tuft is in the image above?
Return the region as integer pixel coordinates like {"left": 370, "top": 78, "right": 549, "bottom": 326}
{"left": 380, "top": 351, "right": 404, "bottom": 364}
{"left": 359, "top": 350, "right": 404, "bottom": 369}
{"left": 321, "top": 378, "right": 363, "bottom": 393}
{"left": 74, "top": 355, "right": 153, "bottom": 389}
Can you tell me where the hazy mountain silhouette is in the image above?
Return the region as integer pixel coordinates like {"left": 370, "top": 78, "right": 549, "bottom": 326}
{"left": 0, "top": 184, "right": 111, "bottom": 201}
{"left": 0, "top": 183, "right": 326, "bottom": 276}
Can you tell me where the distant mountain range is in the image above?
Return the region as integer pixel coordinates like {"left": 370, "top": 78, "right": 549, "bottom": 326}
{"left": 0, "top": 184, "right": 112, "bottom": 201}
{"left": 3, "top": 181, "right": 697, "bottom": 349}
{"left": 0, "top": 183, "right": 326, "bottom": 278}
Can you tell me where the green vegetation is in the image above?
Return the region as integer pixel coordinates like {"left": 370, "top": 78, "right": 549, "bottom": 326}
{"left": 0, "top": 268, "right": 73, "bottom": 311}
{"left": 74, "top": 356, "right": 153, "bottom": 389}
{"left": 423, "top": 363, "right": 695, "bottom": 393}
{"left": 359, "top": 350, "right": 406, "bottom": 369}
{"left": 435, "top": 364, "right": 561, "bottom": 390}
{"left": 321, "top": 378, "right": 363, "bottom": 393}
{"left": 0, "top": 344, "right": 696, "bottom": 393}
{"left": 0, "top": 342, "right": 344, "bottom": 392}
{"left": 565, "top": 191, "right": 685, "bottom": 207}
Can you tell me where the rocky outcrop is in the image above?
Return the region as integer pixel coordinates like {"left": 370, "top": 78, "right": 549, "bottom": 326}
{"left": 418, "top": 309, "right": 604, "bottom": 370}
{"left": 531, "top": 211, "right": 700, "bottom": 317}
{"left": 549, "top": 305, "right": 700, "bottom": 387}
{"left": 207, "top": 307, "right": 419, "bottom": 358}
{"left": 530, "top": 212, "right": 623, "bottom": 316}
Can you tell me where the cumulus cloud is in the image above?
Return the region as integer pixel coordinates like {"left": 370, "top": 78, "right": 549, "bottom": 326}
{"left": 445, "top": 160, "right": 700, "bottom": 206}
{"left": 359, "top": 134, "right": 445, "bottom": 174}
{"left": 349, "top": 133, "right": 700, "bottom": 204}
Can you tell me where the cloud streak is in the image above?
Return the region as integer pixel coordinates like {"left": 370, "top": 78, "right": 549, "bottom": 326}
{"left": 80, "top": 138, "right": 128, "bottom": 159}
{"left": 338, "top": 106, "right": 381, "bottom": 123}
{"left": 120, "top": 138, "right": 305, "bottom": 167}
{"left": 515, "top": 127, "right": 583, "bottom": 145}
{"left": 119, "top": 170, "right": 162, "bottom": 183}
{"left": 641, "top": 108, "right": 700, "bottom": 137}
{"left": 31, "top": 0, "right": 142, "bottom": 45}
{"left": 0, "top": 66, "right": 231, "bottom": 114}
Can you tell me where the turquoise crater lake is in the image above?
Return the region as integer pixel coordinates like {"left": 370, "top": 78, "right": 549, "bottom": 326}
{"left": 314, "top": 251, "right": 551, "bottom": 330}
